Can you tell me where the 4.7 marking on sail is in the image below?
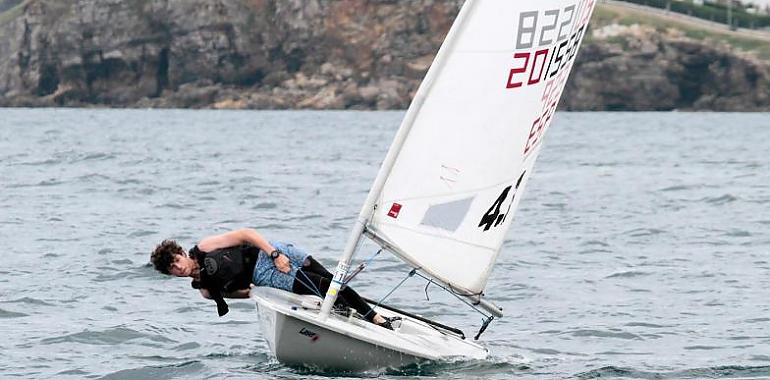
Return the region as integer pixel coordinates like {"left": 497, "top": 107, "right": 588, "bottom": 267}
{"left": 478, "top": 171, "right": 526, "bottom": 231}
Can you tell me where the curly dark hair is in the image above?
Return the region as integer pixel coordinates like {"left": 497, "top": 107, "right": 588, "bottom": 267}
{"left": 151, "top": 240, "right": 185, "bottom": 275}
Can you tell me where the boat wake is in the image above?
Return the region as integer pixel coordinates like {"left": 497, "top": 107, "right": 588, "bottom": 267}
{"left": 384, "top": 356, "right": 532, "bottom": 377}
{"left": 255, "top": 355, "right": 532, "bottom": 378}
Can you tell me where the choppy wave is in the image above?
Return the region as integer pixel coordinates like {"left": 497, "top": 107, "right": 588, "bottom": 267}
{"left": 41, "top": 327, "right": 176, "bottom": 346}
{"left": 576, "top": 365, "right": 770, "bottom": 379}
{"left": 0, "top": 308, "right": 28, "bottom": 318}
{"left": 96, "top": 361, "right": 205, "bottom": 380}
{"left": 3, "top": 110, "right": 770, "bottom": 379}
{"left": 569, "top": 329, "right": 643, "bottom": 340}
{"left": 701, "top": 194, "right": 739, "bottom": 205}
{"left": 605, "top": 271, "right": 651, "bottom": 279}
{"left": 2, "top": 297, "right": 55, "bottom": 307}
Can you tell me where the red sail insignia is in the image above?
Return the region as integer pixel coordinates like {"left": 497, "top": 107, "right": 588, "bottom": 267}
{"left": 387, "top": 203, "right": 402, "bottom": 218}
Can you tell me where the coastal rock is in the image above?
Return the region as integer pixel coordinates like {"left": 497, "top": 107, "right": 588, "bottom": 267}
{"left": 0, "top": 0, "right": 768, "bottom": 111}
{"left": 562, "top": 26, "right": 770, "bottom": 111}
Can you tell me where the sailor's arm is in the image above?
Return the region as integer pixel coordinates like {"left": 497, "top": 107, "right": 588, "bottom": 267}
{"left": 198, "top": 228, "right": 275, "bottom": 253}
{"left": 198, "top": 228, "right": 290, "bottom": 273}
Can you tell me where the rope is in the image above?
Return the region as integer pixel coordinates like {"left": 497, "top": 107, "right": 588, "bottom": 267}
{"left": 342, "top": 248, "right": 382, "bottom": 286}
{"left": 295, "top": 269, "right": 323, "bottom": 298}
{"left": 363, "top": 248, "right": 382, "bottom": 268}
{"left": 412, "top": 271, "right": 497, "bottom": 339}
{"left": 413, "top": 271, "right": 490, "bottom": 319}
{"left": 363, "top": 268, "right": 416, "bottom": 319}
{"left": 293, "top": 248, "right": 384, "bottom": 314}
{"left": 294, "top": 247, "right": 383, "bottom": 298}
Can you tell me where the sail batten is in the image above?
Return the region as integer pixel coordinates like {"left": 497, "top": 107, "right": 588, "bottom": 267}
{"left": 366, "top": 0, "right": 597, "bottom": 297}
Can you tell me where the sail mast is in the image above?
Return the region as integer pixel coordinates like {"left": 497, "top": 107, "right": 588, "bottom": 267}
{"left": 319, "top": 0, "right": 480, "bottom": 319}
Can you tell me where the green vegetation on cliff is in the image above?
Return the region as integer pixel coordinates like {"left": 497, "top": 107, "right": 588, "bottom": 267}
{"left": 623, "top": 0, "right": 770, "bottom": 28}
{"left": 562, "top": 3, "right": 770, "bottom": 111}
{"left": 0, "top": 0, "right": 25, "bottom": 28}
{"left": 592, "top": 3, "right": 770, "bottom": 59}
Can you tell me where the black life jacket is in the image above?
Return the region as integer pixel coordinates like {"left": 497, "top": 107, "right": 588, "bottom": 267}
{"left": 190, "top": 244, "right": 260, "bottom": 316}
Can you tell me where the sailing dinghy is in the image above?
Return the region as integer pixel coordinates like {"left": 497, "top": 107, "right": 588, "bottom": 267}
{"left": 252, "top": 0, "right": 597, "bottom": 371}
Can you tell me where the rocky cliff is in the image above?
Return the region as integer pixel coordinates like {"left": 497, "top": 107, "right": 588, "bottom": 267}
{"left": 562, "top": 24, "right": 770, "bottom": 111}
{"left": 1, "top": 0, "right": 768, "bottom": 111}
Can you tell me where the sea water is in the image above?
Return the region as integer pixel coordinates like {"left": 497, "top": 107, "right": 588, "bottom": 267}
{"left": 1, "top": 109, "right": 769, "bottom": 379}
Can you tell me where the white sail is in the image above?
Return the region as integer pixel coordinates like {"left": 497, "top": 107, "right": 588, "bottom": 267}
{"left": 367, "top": 0, "right": 597, "bottom": 296}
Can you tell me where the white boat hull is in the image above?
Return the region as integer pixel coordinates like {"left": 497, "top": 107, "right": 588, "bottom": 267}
{"left": 251, "top": 287, "right": 488, "bottom": 371}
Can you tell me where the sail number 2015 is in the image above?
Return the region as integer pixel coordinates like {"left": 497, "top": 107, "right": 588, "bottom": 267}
{"left": 506, "top": 4, "right": 583, "bottom": 89}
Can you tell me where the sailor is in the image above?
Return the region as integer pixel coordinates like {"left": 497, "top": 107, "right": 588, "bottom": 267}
{"left": 150, "top": 228, "right": 396, "bottom": 329}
